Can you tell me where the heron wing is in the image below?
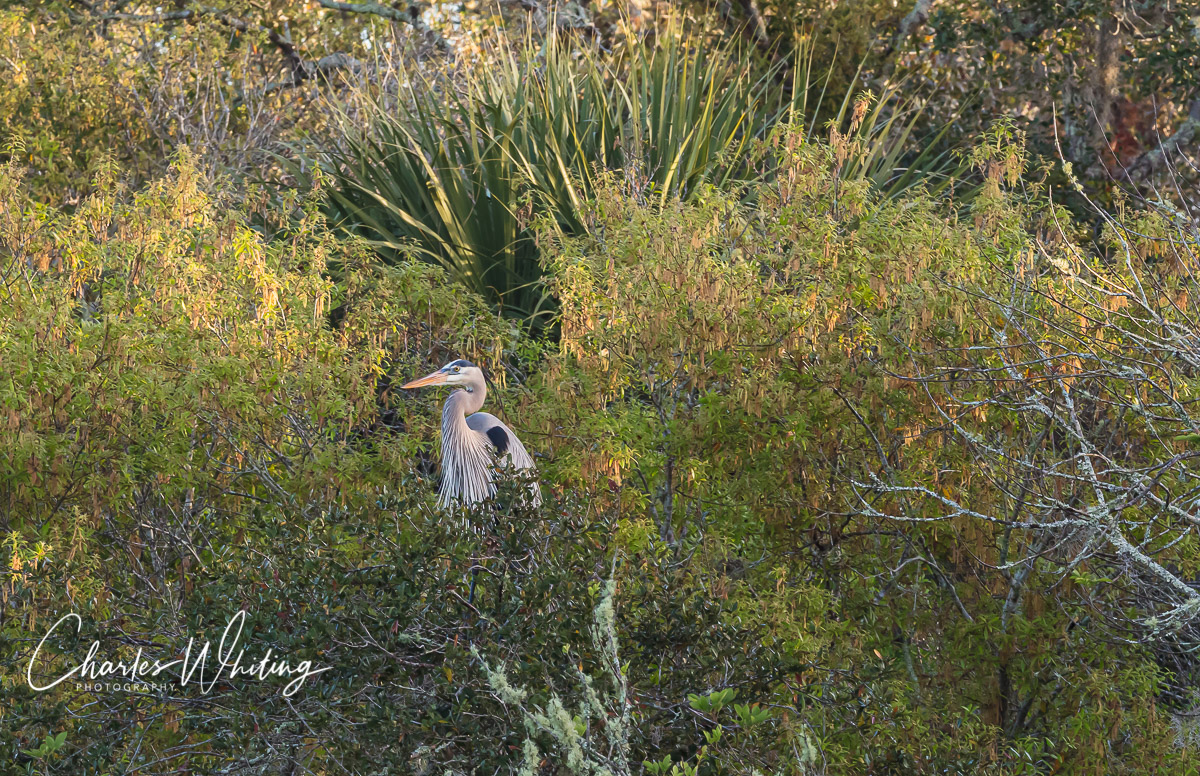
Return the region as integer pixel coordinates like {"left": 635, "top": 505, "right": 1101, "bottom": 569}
{"left": 466, "top": 412, "right": 540, "bottom": 506}
{"left": 465, "top": 412, "right": 535, "bottom": 470}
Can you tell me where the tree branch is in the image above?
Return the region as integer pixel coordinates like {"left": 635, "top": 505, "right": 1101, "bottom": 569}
{"left": 1123, "top": 98, "right": 1200, "bottom": 183}
{"left": 314, "top": 0, "right": 447, "bottom": 50}
{"left": 74, "top": 0, "right": 445, "bottom": 94}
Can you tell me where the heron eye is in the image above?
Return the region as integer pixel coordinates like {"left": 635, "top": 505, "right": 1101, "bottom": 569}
{"left": 452, "top": 366, "right": 461, "bottom": 373}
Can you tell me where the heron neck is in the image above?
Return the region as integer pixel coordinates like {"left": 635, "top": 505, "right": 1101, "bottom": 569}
{"left": 442, "top": 387, "right": 484, "bottom": 431}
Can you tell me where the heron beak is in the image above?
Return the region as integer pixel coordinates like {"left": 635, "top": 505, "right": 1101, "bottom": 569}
{"left": 401, "top": 370, "right": 449, "bottom": 389}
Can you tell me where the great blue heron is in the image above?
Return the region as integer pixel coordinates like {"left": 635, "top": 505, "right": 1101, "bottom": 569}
{"left": 401, "top": 359, "right": 541, "bottom": 508}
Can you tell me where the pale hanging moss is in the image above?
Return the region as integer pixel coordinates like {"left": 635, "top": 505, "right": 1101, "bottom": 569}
{"left": 517, "top": 738, "right": 540, "bottom": 776}
{"left": 471, "top": 645, "right": 528, "bottom": 706}
{"left": 474, "top": 576, "right": 632, "bottom": 776}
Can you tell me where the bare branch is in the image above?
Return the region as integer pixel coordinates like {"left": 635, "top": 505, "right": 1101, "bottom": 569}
{"left": 1123, "top": 99, "right": 1200, "bottom": 183}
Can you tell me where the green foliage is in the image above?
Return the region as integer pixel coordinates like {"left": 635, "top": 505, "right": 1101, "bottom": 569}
{"left": 527, "top": 125, "right": 1196, "bottom": 773}
{"left": 3, "top": 29, "right": 1200, "bottom": 774}
{"left": 22, "top": 730, "right": 67, "bottom": 759}
{"left": 688, "top": 689, "right": 736, "bottom": 714}
{"left": 0, "top": 152, "right": 505, "bottom": 532}
{"left": 786, "top": 36, "right": 968, "bottom": 201}
{"left": 0, "top": 154, "right": 600, "bottom": 773}
{"left": 0, "top": 4, "right": 344, "bottom": 203}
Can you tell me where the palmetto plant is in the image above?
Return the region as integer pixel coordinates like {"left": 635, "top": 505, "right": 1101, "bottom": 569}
{"left": 314, "top": 28, "right": 784, "bottom": 325}
{"left": 312, "top": 25, "right": 967, "bottom": 326}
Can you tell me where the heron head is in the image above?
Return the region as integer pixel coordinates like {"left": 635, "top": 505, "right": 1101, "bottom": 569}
{"left": 401, "top": 359, "right": 482, "bottom": 390}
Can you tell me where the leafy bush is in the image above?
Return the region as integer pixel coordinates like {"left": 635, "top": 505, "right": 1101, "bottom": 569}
{"left": 0, "top": 6, "right": 335, "bottom": 204}
{"left": 0, "top": 152, "right": 779, "bottom": 775}
{"left": 527, "top": 123, "right": 1196, "bottom": 772}
{"left": 2, "top": 129, "right": 1197, "bottom": 776}
{"left": 0, "top": 153, "right": 498, "bottom": 771}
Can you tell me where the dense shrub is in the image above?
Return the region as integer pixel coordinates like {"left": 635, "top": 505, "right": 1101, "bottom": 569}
{"left": 528, "top": 122, "right": 1198, "bottom": 772}
{"left": 2, "top": 131, "right": 1197, "bottom": 775}
{"left": 0, "top": 153, "right": 776, "bottom": 774}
